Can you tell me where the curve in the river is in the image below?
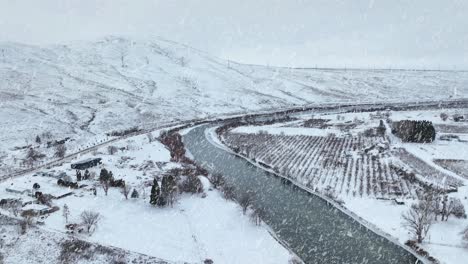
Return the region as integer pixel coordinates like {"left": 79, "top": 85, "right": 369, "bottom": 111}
{"left": 183, "top": 124, "right": 422, "bottom": 264}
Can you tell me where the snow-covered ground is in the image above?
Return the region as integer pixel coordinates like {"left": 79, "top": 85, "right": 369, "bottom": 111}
{"left": 343, "top": 190, "right": 468, "bottom": 264}
{"left": 0, "top": 131, "right": 293, "bottom": 263}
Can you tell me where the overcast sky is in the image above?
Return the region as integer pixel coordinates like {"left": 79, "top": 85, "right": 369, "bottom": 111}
{"left": 0, "top": 0, "right": 467, "bottom": 69}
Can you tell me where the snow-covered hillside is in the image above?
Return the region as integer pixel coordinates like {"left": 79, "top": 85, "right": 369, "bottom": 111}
{"left": 1, "top": 36, "right": 468, "bottom": 154}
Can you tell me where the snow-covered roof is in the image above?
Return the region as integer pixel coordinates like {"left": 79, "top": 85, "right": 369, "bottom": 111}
{"left": 72, "top": 157, "right": 101, "bottom": 165}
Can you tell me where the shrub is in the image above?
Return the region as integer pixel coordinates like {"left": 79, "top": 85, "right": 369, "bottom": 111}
{"left": 239, "top": 192, "right": 253, "bottom": 215}
{"left": 440, "top": 113, "right": 448, "bottom": 121}
{"left": 461, "top": 226, "right": 468, "bottom": 248}
{"left": 448, "top": 198, "right": 466, "bottom": 219}
{"left": 210, "top": 173, "right": 225, "bottom": 189}
{"left": 59, "top": 239, "right": 93, "bottom": 263}
{"left": 57, "top": 179, "right": 79, "bottom": 189}
{"left": 107, "top": 146, "right": 118, "bottom": 155}
{"left": 180, "top": 176, "right": 203, "bottom": 194}
{"left": 222, "top": 184, "right": 236, "bottom": 200}
{"left": 55, "top": 144, "right": 67, "bottom": 158}
{"left": 130, "top": 189, "right": 139, "bottom": 199}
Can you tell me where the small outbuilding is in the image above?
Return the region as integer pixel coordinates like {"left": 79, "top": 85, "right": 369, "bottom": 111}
{"left": 71, "top": 158, "right": 102, "bottom": 170}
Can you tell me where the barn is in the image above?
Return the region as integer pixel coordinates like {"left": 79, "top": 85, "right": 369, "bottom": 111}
{"left": 71, "top": 158, "right": 102, "bottom": 170}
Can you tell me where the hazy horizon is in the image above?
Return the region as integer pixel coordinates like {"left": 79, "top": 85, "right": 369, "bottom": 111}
{"left": 1, "top": 0, "right": 467, "bottom": 70}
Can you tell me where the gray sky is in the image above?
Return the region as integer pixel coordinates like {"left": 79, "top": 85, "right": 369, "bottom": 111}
{"left": 0, "top": 0, "right": 467, "bottom": 69}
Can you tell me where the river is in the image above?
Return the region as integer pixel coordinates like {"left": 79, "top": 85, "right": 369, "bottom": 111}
{"left": 183, "top": 124, "right": 421, "bottom": 264}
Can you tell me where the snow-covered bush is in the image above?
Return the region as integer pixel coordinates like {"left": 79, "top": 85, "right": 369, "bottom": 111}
{"left": 209, "top": 173, "right": 225, "bottom": 189}
{"left": 54, "top": 144, "right": 67, "bottom": 158}
{"left": 179, "top": 175, "right": 203, "bottom": 194}
{"left": 107, "top": 145, "right": 118, "bottom": 155}
{"left": 462, "top": 226, "right": 468, "bottom": 241}
{"left": 222, "top": 184, "right": 236, "bottom": 200}
{"left": 448, "top": 198, "right": 466, "bottom": 219}
{"left": 440, "top": 113, "right": 448, "bottom": 121}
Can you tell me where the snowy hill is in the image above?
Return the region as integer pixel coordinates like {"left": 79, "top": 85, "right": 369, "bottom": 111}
{"left": 1, "top": 36, "right": 468, "bottom": 152}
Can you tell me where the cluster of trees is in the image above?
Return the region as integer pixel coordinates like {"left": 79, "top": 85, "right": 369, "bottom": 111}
{"left": 392, "top": 120, "right": 436, "bottom": 143}
{"left": 54, "top": 144, "right": 67, "bottom": 158}
{"left": 149, "top": 174, "right": 178, "bottom": 207}
{"left": 99, "top": 168, "right": 125, "bottom": 196}
{"left": 76, "top": 170, "right": 92, "bottom": 181}
{"left": 403, "top": 190, "right": 466, "bottom": 243}
{"left": 24, "top": 147, "right": 45, "bottom": 167}
{"left": 57, "top": 178, "right": 79, "bottom": 188}
{"left": 209, "top": 173, "right": 266, "bottom": 226}
{"left": 148, "top": 166, "right": 206, "bottom": 207}
{"left": 24, "top": 136, "right": 67, "bottom": 167}
{"left": 159, "top": 130, "right": 188, "bottom": 162}
{"left": 106, "top": 126, "right": 140, "bottom": 137}
{"left": 63, "top": 209, "right": 101, "bottom": 236}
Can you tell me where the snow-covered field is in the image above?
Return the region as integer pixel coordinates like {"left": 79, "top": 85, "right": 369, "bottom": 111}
{"left": 0, "top": 131, "right": 293, "bottom": 263}
{"left": 219, "top": 108, "right": 468, "bottom": 263}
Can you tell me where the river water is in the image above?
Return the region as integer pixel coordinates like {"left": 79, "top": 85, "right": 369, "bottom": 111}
{"left": 183, "top": 124, "right": 421, "bottom": 264}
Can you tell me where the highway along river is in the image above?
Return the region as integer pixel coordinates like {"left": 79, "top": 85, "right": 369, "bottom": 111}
{"left": 183, "top": 124, "right": 421, "bottom": 264}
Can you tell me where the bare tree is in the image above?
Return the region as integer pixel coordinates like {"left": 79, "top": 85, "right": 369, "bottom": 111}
{"left": 446, "top": 197, "right": 466, "bottom": 220}
{"left": 19, "top": 210, "right": 36, "bottom": 234}
{"left": 120, "top": 49, "right": 128, "bottom": 68}
{"left": 146, "top": 132, "right": 154, "bottom": 143}
{"left": 80, "top": 211, "right": 100, "bottom": 234}
{"left": 250, "top": 207, "right": 266, "bottom": 226}
{"left": 239, "top": 193, "right": 253, "bottom": 215}
{"left": 402, "top": 202, "right": 433, "bottom": 243}
{"left": 101, "top": 180, "right": 110, "bottom": 196}
{"left": 121, "top": 185, "right": 131, "bottom": 200}
{"left": 222, "top": 185, "right": 236, "bottom": 200}
{"left": 24, "top": 148, "right": 45, "bottom": 167}
{"left": 107, "top": 145, "right": 118, "bottom": 155}
{"left": 54, "top": 144, "right": 67, "bottom": 159}
{"left": 462, "top": 226, "right": 468, "bottom": 248}
{"left": 6, "top": 200, "right": 21, "bottom": 217}
{"left": 63, "top": 204, "right": 70, "bottom": 223}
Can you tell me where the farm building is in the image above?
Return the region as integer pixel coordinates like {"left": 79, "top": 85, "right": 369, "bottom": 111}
{"left": 71, "top": 157, "right": 102, "bottom": 170}
{"left": 5, "top": 186, "right": 31, "bottom": 196}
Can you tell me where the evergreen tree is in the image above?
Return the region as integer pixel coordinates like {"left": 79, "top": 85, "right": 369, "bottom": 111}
{"left": 84, "top": 169, "right": 90, "bottom": 180}
{"left": 150, "top": 178, "right": 161, "bottom": 206}
{"left": 76, "top": 170, "right": 82, "bottom": 181}
{"left": 99, "top": 168, "right": 109, "bottom": 182}
{"left": 131, "top": 188, "right": 139, "bottom": 199}
{"left": 161, "top": 175, "right": 177, "bottom": 206}
{"left": 377, "top": 120, "right": 386, "bottom": 136}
